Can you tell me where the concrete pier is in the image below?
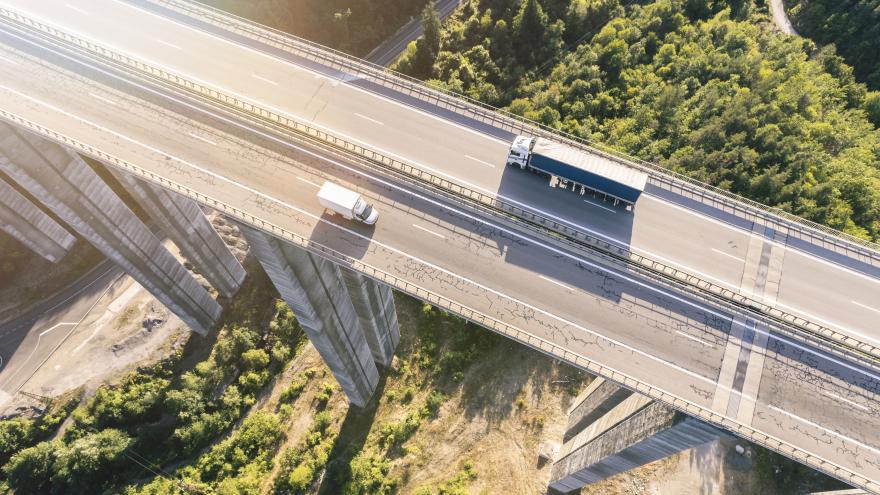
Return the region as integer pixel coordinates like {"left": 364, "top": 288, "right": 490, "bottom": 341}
{"left": 564, "top": 377, "right": 632, "bottom": 442}
{"left": 110, "top": 167, "right": 246, "bottom": 298}
{"left": 240, "top": 225, "right": 379, "bottom": 407}
{"left": 340, "top": 268, "right": 399, "bottom": 367}
{"left": 0, "top": 124, "right": 221, "bottom": 334}
{"left": 0, "top": 175, "right": 75, "bottom": 262}
{"left": 550, "top": 381, "right": 722, "bottom": 493}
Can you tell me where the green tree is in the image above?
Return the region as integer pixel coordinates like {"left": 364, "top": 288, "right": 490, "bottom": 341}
{"left": 4, "top": 440, "right": 56, "bottom": 494}
{"left": 0, "top": 417, "right": 35, "bottom": 464}
{"left": 866, "top": 91, "right": 880, "bottom": 127}
{"left": 512, "top": 0, "right": 549, "bottom": 63}
{"left": 411, "top": 2, "right": 443, "bottom": 78}
{"left": 52, "top": 429, "right": 133, "bottom": 492}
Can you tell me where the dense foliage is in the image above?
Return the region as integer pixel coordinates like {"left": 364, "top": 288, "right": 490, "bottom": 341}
{"left": 785, "top": 0, "right": 880, "bottom": 90}
{"left": 397, "top": 0, "right": 880, "bottom": 240}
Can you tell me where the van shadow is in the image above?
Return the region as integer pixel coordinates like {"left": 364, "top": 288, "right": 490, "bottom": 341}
{"left": 308, "top": 212, "right": 373, "bottom": 262}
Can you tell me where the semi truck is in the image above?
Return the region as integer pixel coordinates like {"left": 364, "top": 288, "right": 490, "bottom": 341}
{"left": 505, "top": 135, "right": 648, "bottom": 209}
{"left": 317, "top": 181, "right": 379, "bottom": 225}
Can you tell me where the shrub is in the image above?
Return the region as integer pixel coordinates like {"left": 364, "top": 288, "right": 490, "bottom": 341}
{"left": 343, "top": 453, "right": 396, "bottom": 495}
{"left": 0, "top": 417, "right": 35, "bottom": 464}
{"left": 240, "top": 348, "right": 270, "bottom": 371}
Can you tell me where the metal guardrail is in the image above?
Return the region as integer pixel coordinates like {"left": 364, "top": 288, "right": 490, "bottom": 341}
{"left": 0, "top": 102, "right": 874, "bottom": 494}
{"left": 3, "top": 8, "right": 877, "bottom": 370}
{"left": 144, "top": 0, "right": 880, "bottom": 265}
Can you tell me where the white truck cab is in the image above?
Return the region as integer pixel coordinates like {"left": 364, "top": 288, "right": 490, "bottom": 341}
{"left": 506, "top": 135, "right": 534, "bottom": 169}
{"left": 317, "top": 181, "right": 379, "bottom": 225}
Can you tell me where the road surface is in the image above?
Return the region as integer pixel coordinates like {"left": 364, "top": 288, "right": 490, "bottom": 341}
{"left": 770, "top": 0, "right": 798, "bottom": 35}
{"left": 365, "top": 0, "right": 460, "bottom": 66}
{"left": 0, "top": 261, "right": 121, "bottom": 407}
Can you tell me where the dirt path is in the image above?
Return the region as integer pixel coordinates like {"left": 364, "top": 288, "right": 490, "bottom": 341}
{"left": 769, "top": 0, "right": 798, "bottom": 36}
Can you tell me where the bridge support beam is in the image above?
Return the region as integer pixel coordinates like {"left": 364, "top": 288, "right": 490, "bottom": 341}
{"left": 109, "top": 167, "right": 246, "bottom": 298}
{"left": 239, "top": 225, "right": 379, "bottom": 407}
{"left": 0, "top": 124, "right": 221, "bottom": 334}
{"left": 549, "top": 379, "right": 722, "bottom": 493}
{"left": 339, "top": 268, "right": 399, "bottom": 367}
{"left": 0, "top": 175, "right": 75, "bottom": 263}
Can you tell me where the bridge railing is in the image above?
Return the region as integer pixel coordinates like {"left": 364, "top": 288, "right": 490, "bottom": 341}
{"left": 3, "top": 6, "right": 878, "bottom": 369}
{"left": 145, "top": 0, "right": 880, "bottom": 265}
{"left": 0, "top": 102, "right": 874, "bottom": 495}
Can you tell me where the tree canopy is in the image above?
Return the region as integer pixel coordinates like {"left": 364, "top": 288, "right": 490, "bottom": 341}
{"left": 785, "top": 0, "right": 880, "bottom": 89}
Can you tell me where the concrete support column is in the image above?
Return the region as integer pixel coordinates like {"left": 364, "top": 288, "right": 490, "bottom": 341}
{"left": 0, "top": 124, "right": 221, "bottom": 334}
{"left": 239, "top": 225, "right": 379, "bottom": 407}
{"left": 0, "top": 176, "right": 75, "bottom": 262}
{"left": 550, "top": 381, "right": 722, "bottom": 493}
{"left": 339, "top": 268, "right": 399, "bottom": 367}
{"left": 564, "top": 378, "right": 632, "bottom": 442}
{"left": 109, "top": 167, "right": 246, "bottom": 298}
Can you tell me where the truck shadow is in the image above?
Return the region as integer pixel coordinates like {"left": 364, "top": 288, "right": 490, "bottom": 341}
{"left": 497, "top": 161, "right": 636, "bottom": 250}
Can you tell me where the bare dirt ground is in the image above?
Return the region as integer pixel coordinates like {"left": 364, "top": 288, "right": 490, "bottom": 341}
{"left": 18, "top": 275, "right": 188, "bottom": 403}
{"left": 1, "top": 210, "right": 244, "bottom": 415}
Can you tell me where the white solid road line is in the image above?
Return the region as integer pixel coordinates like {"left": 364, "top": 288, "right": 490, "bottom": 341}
{"left": 768, "top": 404, "right": 880, "bottom": 456}
{"left": 852, "top": 301, "right": 880, "bottom": 314}
{"left": 675, "top": 330, "right": 715, "bottom": 348}
{"left": 649, "top": 194, "right": 880, "bottom": 287}
{"left": 412, "top": 224, "right": 446, "bottom": 239}
{"left": 711, "top": 248, "right": 744, "bottom": 262}
{"left": 88, "top": 92, "right": 117, "bottom": 106}
{"left": 38, "top": 322, "right": 76, "bottom": 338}
{"left": 464, "top": 154, "right": 496, "bottom": 168}
{"left": 538, "top": 275, "right": 574, "bottom": 292}
{"left": 353, "top": 113, "right": 384, "bottom": 126}
{"left": 822, "top": 390, "right": 870, "bottom": 412}
{"left": 296, "top": 176, "right": 321, "bottom": 188}
{"left": 583, "top": 199, "right": 616, "bottom": 213}
{"left": 251, "top": 73, "right": 279, "bottom": 86}
{"left": 0, "top": 55, "right": 19, "bottom": 66}
{"left": 0, "top": 272, "right": 119, "bottom": 390}
{"left": 156, "top": 39, "right": 183, "bottom": 50}
{"left": 187, "top": 132, "right": 217, "bottom": 146}
{"left": 8, "top": 34, "right": 875, "bottom": 388}
{"left": 64, "top": 3, "right": 91, "bottom": 15}
{"left": 113, "top": 0, "right": 510, "bottom": 145}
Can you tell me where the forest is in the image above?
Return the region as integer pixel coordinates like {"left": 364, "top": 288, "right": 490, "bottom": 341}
{"left": 397, "top": 0, "right": 880, "bottom": 241}
{"left": 784, "top": 0, "right": 880, "bottom": 89}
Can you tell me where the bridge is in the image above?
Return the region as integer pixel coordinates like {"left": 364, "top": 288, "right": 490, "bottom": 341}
{"left": 0, "top": 0, "right": 877, "bottom": 491}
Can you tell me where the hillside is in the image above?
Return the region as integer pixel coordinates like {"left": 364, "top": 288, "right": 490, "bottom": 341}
{"left": 784, "top": 0, "right": 880, "bottom": 89}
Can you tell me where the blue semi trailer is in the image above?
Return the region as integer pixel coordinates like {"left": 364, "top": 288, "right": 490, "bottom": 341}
{"left": 505, "top": 136, "right": 648, "bottom": 209}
